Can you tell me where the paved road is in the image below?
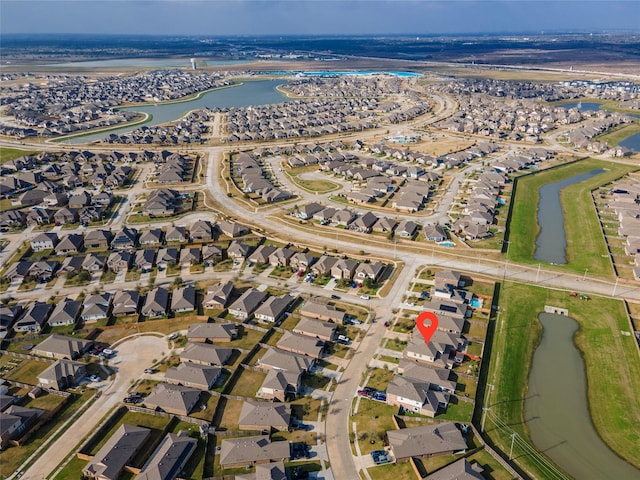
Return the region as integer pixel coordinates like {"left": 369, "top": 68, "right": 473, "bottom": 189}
{"left": 19, "top": 335, "right": 168, "bottom": 480}
{"left": 325, "top": 260, "right": 418, "bottom": 479}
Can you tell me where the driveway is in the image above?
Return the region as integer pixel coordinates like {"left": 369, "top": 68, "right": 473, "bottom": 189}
{"left": 19, "top": 335, "right": 168, "bottom": 480}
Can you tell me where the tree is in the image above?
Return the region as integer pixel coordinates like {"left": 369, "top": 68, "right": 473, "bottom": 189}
{"left": 173, "top": 276, "right": 184, "bottom": 287}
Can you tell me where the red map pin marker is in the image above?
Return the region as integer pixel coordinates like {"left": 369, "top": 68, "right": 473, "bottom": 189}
{"left": 416, "top": 311, "right": 439, "bottom": 346}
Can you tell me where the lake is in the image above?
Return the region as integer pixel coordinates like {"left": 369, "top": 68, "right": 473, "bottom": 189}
{"left": 62, "top": 79, "right": 289, "bottom": 144}
{"left": 45, "top": 58, "right": 251, "bottom": 68}
{"left": 534, "top": 169, "right": 604, "bottom": 264}
{"left": 526, "top": 313, "right": 640, "bottom": 480}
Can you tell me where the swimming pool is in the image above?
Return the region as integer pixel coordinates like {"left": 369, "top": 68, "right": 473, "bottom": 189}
{"left": 470, "top": 298, "right": 483, "bottom": 308}
{"left": 437, "top": 241, "right": 455, "bottom": 247}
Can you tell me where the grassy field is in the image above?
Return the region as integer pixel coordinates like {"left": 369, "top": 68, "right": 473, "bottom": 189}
{"left": 485, "top": 282, "right": 640, "bottom": 477}
{"left": 0, "top": 147, "right": 36, "bottom": 163}
{"left": 507, "top": 158, "right": 637, "bottom": 275}
{"left": 285, "top": 165, "right": 341, "bottom": 193}
{"left": 594, "top": 121, "right": 640, "bottom": 146}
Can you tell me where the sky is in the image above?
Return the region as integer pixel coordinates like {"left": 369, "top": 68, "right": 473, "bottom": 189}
{"left": 2, "top": 0, "right": 639, "bottom": 36}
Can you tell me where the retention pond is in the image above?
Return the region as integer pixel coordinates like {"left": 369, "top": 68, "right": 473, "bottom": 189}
{"left": 533, "top": 169, "right": 604, "bottom": 264}
{"left": 525, "top": 313, "right": 640, "bottom": 479}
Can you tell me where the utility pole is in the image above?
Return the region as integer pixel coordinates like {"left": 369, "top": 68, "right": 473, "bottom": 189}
{"left": 509, "top": 432, "right": 517, "bottom": 460}
{"left": 481, "top": 407, "right": 489, "bottom": 432}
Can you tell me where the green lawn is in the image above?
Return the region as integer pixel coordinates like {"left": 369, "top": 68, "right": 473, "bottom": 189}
{"left": 367, "top": 461, "right": 416, "bottom": 480}
{"left": 507, "top": 158, "right": 637, "bottom": 275}
{"left": 466, "top": 449, "right": 515, "bottom": 480}
{"left": 0, "top": 390, "right": 94, "bottom": 478}
{"left": 225, "top": 367, "right": 266, "bottom": 397}
{"left": 485, "top": 282, "right": 640, "bottom": 477}
{"left": 352, "top": 398, "right": 398, "bottom": 455}
{"left": 0, "top": 147, "right": 36, "bottom": 163}
{"left": 365, "top": 368, "right": 395, "bottom": 391}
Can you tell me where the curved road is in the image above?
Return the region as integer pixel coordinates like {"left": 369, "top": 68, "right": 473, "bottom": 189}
{"left": 18, "top": 335, "right": 168, "bottom": 480}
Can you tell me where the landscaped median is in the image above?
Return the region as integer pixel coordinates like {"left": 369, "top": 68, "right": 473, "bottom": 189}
{"left": 483, "top": 282, "right": 640, "bottom": 477}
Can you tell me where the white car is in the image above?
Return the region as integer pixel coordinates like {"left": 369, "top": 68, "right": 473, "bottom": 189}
{"left": 89, "top": 375, "right": 101, "bottom": 382}
{"left": 360, "top": 295, "right": 370, "bottom": 300}
{"left": 103, "top": 348, "right": 115, "bottom": 356}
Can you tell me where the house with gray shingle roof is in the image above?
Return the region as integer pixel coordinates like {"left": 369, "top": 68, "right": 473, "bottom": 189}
{"left": 47, "top": 300, "right": 82, "bottom": 327}
{"left": 164, "top": 362, "right": 222, "bottom": 390}
{"left": 187, "top": 323, "right": 238, "bottom": 343}
{"left": 254, "top": 294, "right": 294, "bottom": 324}
{"left": 299, "top": 301, "right": 345, "bottom": 324}
{"left": 142, "top": 287, "right": 169, "bottom": 318}
{"left": 292, "top": 317, "right": 336, "bottom": 342}
{"left": 180, "top": 342, "right": 232, "bottom": 366}
{"left": 135, "top": 432, "right": 197, "bottom": 480}
{"left": 81, "top": 293, "right": 112, "bottom": 323}
{"left": 83, "top": 424, "right": 150, "bottom": 480}
{"left": 202, "top": 281, "right": 233, "bottom": 310}
{"left": 144, "top": 383, "right": 201, "bottom": 416}
{"left": 112, "top": 290, "right": 140, "bottom": 317}
{"left": 170, "top": 286, "right": 196, "bottom": 313}
{"left": 277, "top": 331, "right": 324, "bottom": 359}
{"left": 238, "top": 400, "right": 291, "bottom": 432}
{"left": 219, "top": 435, "right": 290, "bottom": 468}
{"left": 33, "top": 334, "right": 92, "bottom": 359}
{"left": 387, "top": 422, "right": 466, "bottom": 462}
{"left": 228, "top": 288, "right": 268, "bottom": 320}
{"left": 257, "top": 348, "right": 314, "bottom": 374}
{"left": 38, "top": 359, "right": 86, "bottom": 390}
{"left": 55, "top": 234, "right": 84, "bottom": 255}
{"left": 235, "top": 461, "right": 287, "bottom": 480}
{"left": 14, "top": 301, "right": 52, "bottom": 333}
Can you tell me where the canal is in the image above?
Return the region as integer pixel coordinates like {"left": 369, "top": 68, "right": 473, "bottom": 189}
{"left": 62, "top": 79, "right": 289, "bottom": 144}
{"left": 525, "top": 313, "right": 640, "bottom": 480}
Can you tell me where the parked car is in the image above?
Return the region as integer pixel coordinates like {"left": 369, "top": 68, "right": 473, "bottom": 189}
{"left": 337, "top": 335, "right": 351, "bottom": 345}
{"left": 371, "top": 450, "right": 392, "bottom": 465}
{"left": 330, "top": 294, "right": 341, "bottom": 300}
{"left": 144, "top": 368, "right": 156, "bottom": 374}
{"left": 360, "top": 294, "right": 370, "bottom": 300}
{"left": 89, "top": 375, "right": 101, "bottom": 382}
{"left": 102, "top": 348, "right": 115, "bottom": 356}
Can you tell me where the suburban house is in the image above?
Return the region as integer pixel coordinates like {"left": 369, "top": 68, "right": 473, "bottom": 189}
{"left": 386, "top": 375, "right": 450, "bottom": 417}
{"left": 277, "top": 331, "right": 324, "bottom": 359}
{"left": 190, "top": 220, "right": 215, "bottom": 242}
{"left": 238, "top": 400, "right": 291, "bottom": 432}
{"left": 111, "top": 290, "right": 140, "bottom": 317}
{"left": 180, "top": 247, "right": 201, "bottom": 266}
{"left": 54, "top": 234, "right": 84, "bottom": 255}
{"left": 37, "top": 359, "right": 86, "bottom": 390}
{"left": 0, "top": 305, "right": 21, "bottom": 339}
{"left": 256, "top": 348, "right": 315, "bottom": 374}
{"left": 299, "top": 301, "right": 345, "bottom": 324}
{"left": 47, "top": 299, "right": 82, "bottom": 327}
{"left": 202, "top": 281, "right": 234, "bottom": 310}
{"left": 227, "top": 241, "right": 252, "bottom": 260}
{"left": 396, "top": 220, "right": 419, "bottom": 238}
{"left": 164, "top": 362, "right": 222, "bottom": 390}
{"left": 219, "top": 435, "right": 290, "bottom": 469}
{"left": 386, "top": 422, "right": 467, "bottom": 463}
{"left": 144, "top": 383, "right": 201, "bottom": 415}
{"left": 187, "top": 323, "right": 238, "bottom": 343}
{"left": 423, "top": 459, "right": 486, "bottom": 480}
{"left": 354, "top": 261, "right": 385, "bottom": 282}
{"left": 180, "top": 343, "right": 233, "bottom": 366}
{"left": 134, "top": 249, "right": 156, "bottom": 272}
{"left": 292, "top": 317, "right": 336, "bottom": 342}
{"left": 424, "top": 224, "right": 448, "bottom": 242}
{"left": 30, "top": 232, "right": 59, "bottom": 252}
{"left": 0, "top": 405, "right": 43, "bottom": 450}
{"left": 82, "top": 253, "right": 105, "bottom": 273}
{"left": 135, "top": 432, "right": 197, "bottom": 480}
{"left": 310, "top": 255, "right": 337, "bottom": 277}
{"left": 138, "top": 228, "right": 164, "bottom": 246}
{"left": 166, "top": 226, "right": 188, "bottom": 243}
{"left": 235, "top": 462, "right": 287, "bottom": 480}
{"left": 82, "top": 424, "right": 150, "bottom": 480}
{"left": 219, "top": 220, "right": 250, "bottom": 238}
{"left": 248, "top": 245, "right": 277, "bottom": 265}
{"left": 397, "top": 359, "right": 456, "bottom": 393}
{"left": 141, "top": 287, "right": 169, "bottom": 318}
{"left": 13, "top": 302, "right": 52, "bottom": 333}
{"left": 404, "top": 329, "right": 465, "bottom": 369}
{"left": 81, "top": 293, "right": 112, "bottom": 323}
{"left": 84, "top": 229, "right": 112, "bottom": 249}
{"left": 111, "top": 226, "right": 138, "bottom": 250}
{"left": 228, "top": 288, "right": 268, "bottom": 320}
{"left": 156, "top": 247, "right": 179, "bottom": 269}
{"left": 331, "top": 258, "right": 358, "bottom": 280}
{"left": 170, "top": 286, "right": 196, "bottom": 313}
{"left": 32, "top": 334, "right": 92, "bottom": 360}
{"left": 254, "top": 294, "right": 294, "bottom": 323}
{"left": 106, "top": 251, "right": 131, "bottom": 273}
